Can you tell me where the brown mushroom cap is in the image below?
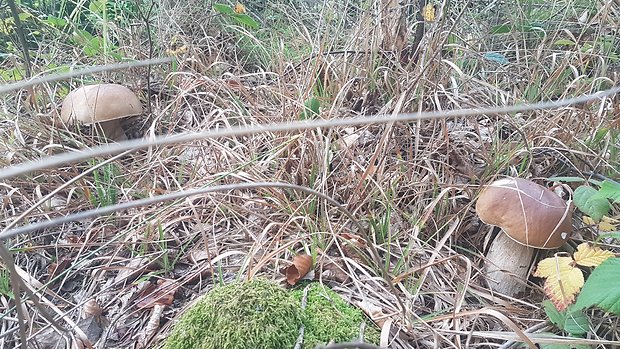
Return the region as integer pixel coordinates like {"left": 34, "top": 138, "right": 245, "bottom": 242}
{"left": 475, "top": 177, "right": 573, "bottom": 249}
{"left": 60, "top": 84, "right": 143, "bottom": 125}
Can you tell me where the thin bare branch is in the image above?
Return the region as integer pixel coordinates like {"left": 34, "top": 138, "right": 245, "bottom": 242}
{"left": 0, "top": 85, "right": 618, "bottom": 181}
{"left": 0, "top": 57, "right": 174, "bottom": 95}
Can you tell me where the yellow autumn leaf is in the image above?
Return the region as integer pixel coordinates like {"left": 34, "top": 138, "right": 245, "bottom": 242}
{"left": 422, "top": 4, "right": 435, "bottom": 22}
{"left": 166, "top": 44, "right": 188, "bottom": 56}
{"left": 534, "top": 256, "right": 583, "bottom": 311}
{"left": 598, "top": 221, "right": 616, "bottom": 231}
{"left": 582, "top": 216, "right": 596, "bottom": 225}
{"left": 534, "top": 256, "right": 572, "bottom": 278}
{"left": 234, "top": 2, "right": 246, "bottom": 14}
{"left": 573, "top": 243, "right": 614, "bottom": 267}
{"left": 599, "top": 216, "right": 618, "bottom": 231}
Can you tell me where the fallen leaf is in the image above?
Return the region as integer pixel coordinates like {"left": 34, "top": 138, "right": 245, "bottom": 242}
{"left": 234, "top": 2, "right": 246, "bottom": 14}
{"left": 582, "top": 216, "right": 596, "bottom": 225}
{"left": 83, "top": 299, "right": 104, "bottom": 317}
{"left": 138, "top": 304, "right": 165, "bottom": 348}
{"left": 47, "top": 257, "right": 71, "bottom": 283}
{"left": 599, "top": 216, "right": 618, "bottom": 231}
{"left": 422, "top": 3, "right": 435, "bottom": 21}
{"left": 189, "top": 250, "right": 215, "bottom": 264}
{"left": 136, "top": 280, "right": 177, "bottom": 308}
{"left": 340, "top": 232, "right": 367, "bottom": 247}
{"left": 584, "top": 215, "right": 618, "bottom": 231}
{"left": 534, "top": 256, "right": 584, "bottom": 311}
{"left": 320, "top": 260, "right": 350, "bottom": 283}
{"left": 356, "top": 300, "right": 388, "bottom": 328}
{"left": 598, "top": 220, "right": 617, "bottom": 231}
{"left": 573, "top": 243, "right": 614, "bottom": 267}
{"left": 284, "top": 254, "right": 313, "bottom": 285}
{"left": 76, "top": 315, "right": 105, "bottom": 344}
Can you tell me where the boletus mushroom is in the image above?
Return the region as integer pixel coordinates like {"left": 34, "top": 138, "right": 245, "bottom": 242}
{"left": 476, "top": 177, "right": 573, "bottom": 297}
{"left": 60, "top": 84, "right": 143, "bottom": 141}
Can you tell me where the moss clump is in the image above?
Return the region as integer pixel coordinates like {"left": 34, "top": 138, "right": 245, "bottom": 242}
{"left": 163, "top": 279, "right": 304, "bottom": 349}
{"left": 291, "top": 282, "right": 380, "bottom": 348}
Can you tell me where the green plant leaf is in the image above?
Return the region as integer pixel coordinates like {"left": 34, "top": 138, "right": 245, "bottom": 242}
{"left": 300, "top": 97, "right": 321, "bottom": 120}
{"left": 553, "top": 39, "right": 575, "bottom": 46}
{"left": 598, "top": 232, "right": 620, "bottom": 240}
{"left": 598, "top": 180, "right": 620, "bottom": 203}
{"left": 43, "top": 16, "right": 67, "bottom": 28}
{"left": 573, "top": 186, "right": 611, "bottom": 222}
{"left": 563, "top": 305, "right": 589, "bottom": 336}
{"left": 483, "top": 52, "right": 508, "bottom": 65}
{"left": 89, "top": 0, "right": 106, "bottom": 14}
{"left": 18, "top": 12, "right": 33, "bottom": 21}
{"left": 580, "top": 43, "right": 594, "bottom": 53}
{"left": 213, "top": 3, "right": 234, "bottom": 15}
{"left": 231, "top": 14, "right": 259, "bottom": 29}
{"left": 575, "top": 258, "right": 620, "bottom": 315}
{"left": 490, "top": 24, "right": 511, "bottom": 34}
{"left": 588, "top": 127, "right": 609, "bottom": 146}
{"left": 543, "top": 301, "right": 589, "bottom": 336}
{"left": 543, "top": 300, "right": 565, "bottom": 328}
{"left": 547, "top": 176, "right": 586, "bottom": 183}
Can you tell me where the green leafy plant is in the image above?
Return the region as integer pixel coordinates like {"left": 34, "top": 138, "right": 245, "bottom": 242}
{"left": 574, "top": 257, "right": 620, "bottom": 314}
{"left": 213, "top": 3, "right": 259, "bottom": 30}
{"left": 573, "top": 179, "right": 620, "bottom": 222}
{"left": 535, "top": 176, "right": 619, "bottom": 341}
{"left": 299, "top": 96, "right": 321, "bottom": 120}
{"left": 539, "top": 253, "right": 620, "bottom": 339}
{"left": 88, "top": 161, "right": 122, "bottom": 207}
{"left": 543, "top": 301, "right": 589, "bottom": 337}
{"left": 0, "top": 268, "right": 14, "bottom": 299}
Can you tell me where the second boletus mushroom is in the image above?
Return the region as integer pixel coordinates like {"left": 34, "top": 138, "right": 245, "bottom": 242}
{"left": 60, "top": 84, "right": 143, "bottom": 141}
{"left": 476, "top": 177, "right": 573, "bottom": 297}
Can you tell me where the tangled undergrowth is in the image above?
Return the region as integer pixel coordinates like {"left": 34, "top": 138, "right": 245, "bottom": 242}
{"left": 0, "top": 0, "right": 619, "bottom": 348}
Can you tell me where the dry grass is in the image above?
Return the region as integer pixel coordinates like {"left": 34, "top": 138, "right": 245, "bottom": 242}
{"left": 0, "top": 0, "right": 619, "bottom": 348}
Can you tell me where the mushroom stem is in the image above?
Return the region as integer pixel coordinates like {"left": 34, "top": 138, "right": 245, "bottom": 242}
{"left": 484, "top": 232, "right": 534, "bottom": 297}
{"left": 98, "top": 120, "right": 127, "bottom": 141}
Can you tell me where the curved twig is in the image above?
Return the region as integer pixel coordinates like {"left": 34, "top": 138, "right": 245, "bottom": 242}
{"left": 1, "top": 85, "right": 618, "bottom": 181}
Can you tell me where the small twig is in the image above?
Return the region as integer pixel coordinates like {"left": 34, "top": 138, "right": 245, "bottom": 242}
{"left": 293, "top": 283, "right": 311, "bottom": 349}
{"left": 0, "top": 243, "right": 28, "bottom": 349}
{"left": 0, "top": 182, "right": 365, "bottom": 240}
{"left": 497, "top": 321, "right": 550, "bottom": 349}
{"left": 6, "top": 0, "right": 31, "bottom": 79}
{"left": 134, "top": 0, "right": 157, "bottom": 114}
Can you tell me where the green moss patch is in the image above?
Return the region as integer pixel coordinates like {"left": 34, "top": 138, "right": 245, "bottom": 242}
{"left": 292, "top": 282, "right": 380, "bottom": 348}
{"left": 163, "top": 279, "right": 304, "bottom": 349}
{"left": 163, "top": 279, "right": 379, "bottom": 349}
